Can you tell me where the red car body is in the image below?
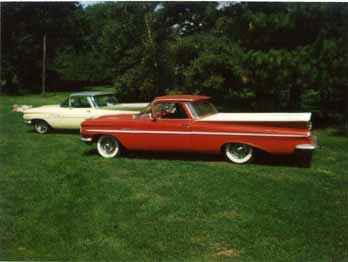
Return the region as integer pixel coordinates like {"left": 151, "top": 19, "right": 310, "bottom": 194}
{"left": 80, "top": 95, "right": 317, "bottom": 163}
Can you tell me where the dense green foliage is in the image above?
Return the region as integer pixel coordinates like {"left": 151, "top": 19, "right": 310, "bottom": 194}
{"left": 1, "top": 92, "right": 348, "bottom": 260}
{"left": 1, "top": 2, "right": 79, "bottom": 91}
{"left": 2, "top": 2, "right": 348, "bottom": 117}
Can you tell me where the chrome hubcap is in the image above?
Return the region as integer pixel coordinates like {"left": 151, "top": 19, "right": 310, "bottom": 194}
{"left": 229, "top": 144, "right": 250, "bottom": 159}
{"left": 36, "top": 123, "right": 47, "bottom": 133}
{"left": 101, "top": 137, "right": 116, "bottom": 154}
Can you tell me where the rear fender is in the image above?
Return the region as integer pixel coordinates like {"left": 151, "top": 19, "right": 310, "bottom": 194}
{"left": 221, "top": 140, "right": 266, "bottom": 154}
{"left": 220, "top": 136, "right": 306, "bottom": 154}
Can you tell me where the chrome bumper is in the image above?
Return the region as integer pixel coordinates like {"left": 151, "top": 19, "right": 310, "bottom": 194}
{"left": 296, "top": 135, "right": 318, "bottom": 151}
{"left": 24, "top": 120, "right": 32, "bottom": 125}
{"left": 80, "top": 136, "right": 92, "bottom": 143}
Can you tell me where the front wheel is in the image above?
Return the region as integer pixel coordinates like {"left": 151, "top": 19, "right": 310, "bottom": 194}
{"left": 97, "top": 135, "right": 121, "bottom": 158}
{"left": 34, "top": 120, "right": 50, "bottom": 134}
{"left": 223, "top": 143, "right": 254, "bottom": 164}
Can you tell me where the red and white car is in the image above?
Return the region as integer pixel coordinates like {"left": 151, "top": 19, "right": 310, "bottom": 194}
{"left": 80, "top": 95, "right": 317, "bottom": 164}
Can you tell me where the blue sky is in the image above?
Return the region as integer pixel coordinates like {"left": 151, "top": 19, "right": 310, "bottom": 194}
{"left": 79, "top": 1, "right": 100, "bottom": 8}
{"left": 79, "top": 1, "right": 235, "bottom": 10}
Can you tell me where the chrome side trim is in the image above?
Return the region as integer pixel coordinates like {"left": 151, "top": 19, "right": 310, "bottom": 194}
{"left": 85, "top": 129, "right": 309, "bottom": 138}
{"left": 154, "top": 98, "right": 196, "bottom": 102}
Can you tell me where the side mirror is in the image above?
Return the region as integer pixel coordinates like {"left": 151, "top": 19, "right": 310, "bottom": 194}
{"left": 151, "top": 114, "right": 157, "bottom": 121}
{"left": 151, "top": 103, "right": 158, "bottom": 121}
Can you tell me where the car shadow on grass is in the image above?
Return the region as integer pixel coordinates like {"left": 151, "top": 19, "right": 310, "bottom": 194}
{"left": 83, "top": 148, "right": 306, "bottom": 168}
{"left": 84, "top": 148, "right": 224, "bottom": 162}
{"left": 27, "top": 129, "right": 80, "bottom": 135}
{"left": 253, "top": 152, "right": 301, "bottom": 168}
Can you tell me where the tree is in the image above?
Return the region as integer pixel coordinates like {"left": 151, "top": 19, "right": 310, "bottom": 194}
{"left": 11, "top": 1, "right": 347, "bottom": 130}
{"left": 1, "top": 2, "right": 79, "bottom": 92}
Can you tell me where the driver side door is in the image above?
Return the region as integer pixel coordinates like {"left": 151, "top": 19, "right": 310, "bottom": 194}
{"left": 144, "top": 102, "right": 192, "bottom": 152}
{"left": 55, "top": 96, "right": 93, "bottom": 129}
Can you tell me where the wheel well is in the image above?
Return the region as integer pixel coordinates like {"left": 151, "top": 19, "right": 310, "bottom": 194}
{"left": 92, "top": 134, "right": 102, "bottom": 143}
{"left": 31, "top": 119, "right": 51, "bottom": 128}
{"left": 220, "top": 142, "right": 264, "bottom": 154}
{"left": 92, "top": 134, "right": 125, "bottom": 149}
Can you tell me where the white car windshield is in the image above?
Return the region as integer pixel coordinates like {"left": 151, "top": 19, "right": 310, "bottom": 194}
{"left": 188, "top": 100, "right": 218, "bottom": 118}
{"left": 93, "top": 94, "right": 119, "bottom": 107}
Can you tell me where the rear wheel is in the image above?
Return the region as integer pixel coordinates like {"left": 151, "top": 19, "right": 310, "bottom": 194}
{"left": 97, "top": 135, "right": 120, "bottom": 158}
{"left": 34, "top": 120, "right": 50, "bottom": 134}
{"left": 224, "top": 143, "right": 254, "bottom": 164}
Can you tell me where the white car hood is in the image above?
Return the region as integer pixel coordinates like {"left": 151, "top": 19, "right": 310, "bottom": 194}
{"left": 198, "top": 113, "right": 312, "bottom": 122}
{"left": 93, "top": 109, "right": 138, "bottom": 115}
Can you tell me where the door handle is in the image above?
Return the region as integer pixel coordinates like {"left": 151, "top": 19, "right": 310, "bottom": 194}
{"left": 182, "top": 123, "right": 190, "bottom": 128}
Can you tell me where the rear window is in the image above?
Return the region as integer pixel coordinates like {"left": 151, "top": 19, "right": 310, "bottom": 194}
{"left": 188, "top": 100, "right": 218, "bottom": 118}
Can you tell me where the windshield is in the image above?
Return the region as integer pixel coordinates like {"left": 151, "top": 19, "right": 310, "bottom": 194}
{"left": 93, "top": 94, "right": 119, "bottom": 107}
{"left": 188, "top": 100, "right": 218, "bottom": 118}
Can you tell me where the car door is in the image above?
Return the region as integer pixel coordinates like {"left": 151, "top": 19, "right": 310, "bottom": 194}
{"left": 144, "top": 102, "right": 192, "bottom": 151}
{"left": 55, "top": 96, "right": 93, "bottom": 129}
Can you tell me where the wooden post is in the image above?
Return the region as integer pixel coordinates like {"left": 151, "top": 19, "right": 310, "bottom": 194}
{"left": 41, "top": 33, "right": 46, "bottom": 95}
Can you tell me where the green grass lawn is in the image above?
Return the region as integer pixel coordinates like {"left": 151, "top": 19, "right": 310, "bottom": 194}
{"left": 1, "top": 92, "right": 348, "bottom": 261}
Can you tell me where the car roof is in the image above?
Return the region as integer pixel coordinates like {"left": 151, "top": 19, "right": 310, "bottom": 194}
{"left": 70, "top": 91, "right": 114, "bottom": 97}
{"left": 154, "top": 95, "right": 210, "bottom": 102}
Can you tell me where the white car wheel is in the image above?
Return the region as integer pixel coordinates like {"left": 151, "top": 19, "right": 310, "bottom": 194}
{"left": 224, "top": 143, "right": 254, "bottom": 164}
{"left": 34, "top": 120, "right": 50, "bottom": 134}
{"left": 97, "top": 135, "right": 120, "bottom": 158}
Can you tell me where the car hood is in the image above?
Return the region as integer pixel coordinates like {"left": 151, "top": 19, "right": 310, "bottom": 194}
{"left": 92, "top": 114, "right": 135, "bottom": 121}
{"left": 198, "top": 113, "right": 312, "bottom": 122}
{"left": 94, "top": 110, "right": 137, "bottom": 115}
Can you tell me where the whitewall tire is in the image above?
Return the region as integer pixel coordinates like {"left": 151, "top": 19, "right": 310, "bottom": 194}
{"left": 34, "top": 120, "right": 50, "bottom": 134}
{"left": 224, "top": 143, "right": 254, "bottom": 164}
{"left": 97, "top": 135, "right": 120, "bottom": 158}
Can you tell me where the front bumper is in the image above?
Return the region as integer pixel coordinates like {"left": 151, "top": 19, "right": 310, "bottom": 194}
{"left": 296, "top": 135, "right": 318, "bottom": 151}
{"left": 80, "top": 136, "right": 93, "bottom": 143}
{"left": 24, "top": 120, "right": 32, "bottom": 125}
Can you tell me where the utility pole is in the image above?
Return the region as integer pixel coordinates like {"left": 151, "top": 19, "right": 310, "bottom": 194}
{"left": 41, "top": 33, "right": 46, "bottom": 95}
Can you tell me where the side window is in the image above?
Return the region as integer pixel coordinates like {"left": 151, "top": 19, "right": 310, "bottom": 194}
{"left": 70, "top": 96, "right": 91, "bottom": 108}
{"left": 155, "top": 103, "right": 188, "bottom": 119}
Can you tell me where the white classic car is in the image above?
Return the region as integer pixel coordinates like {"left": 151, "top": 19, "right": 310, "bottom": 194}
{"left": 23, "top": 91, "right": 149, "bottom": 133}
